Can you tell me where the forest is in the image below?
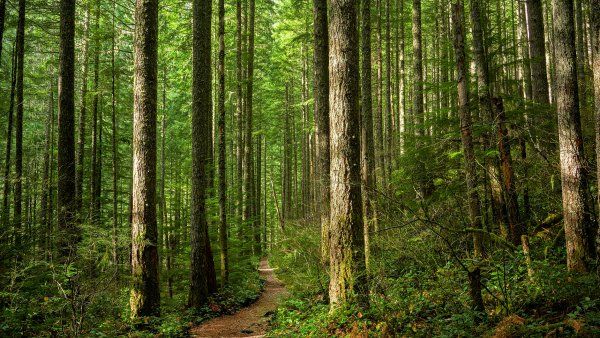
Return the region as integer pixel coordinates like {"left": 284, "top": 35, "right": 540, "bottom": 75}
{"left": 0, "top": 0, "right": 599, "bottom": 336}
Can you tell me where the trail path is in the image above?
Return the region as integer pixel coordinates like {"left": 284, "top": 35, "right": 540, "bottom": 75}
{"left": 190, "top": 258, "right": 287, "bottom": 337}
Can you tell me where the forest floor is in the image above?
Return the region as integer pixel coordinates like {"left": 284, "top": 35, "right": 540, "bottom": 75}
{"left": 189, "top": 258, "right": 288, "bottom": 337}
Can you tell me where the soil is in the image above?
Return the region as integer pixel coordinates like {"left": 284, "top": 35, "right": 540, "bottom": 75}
{"left": 189, "top": 258, "right": 288, "bottom": 338}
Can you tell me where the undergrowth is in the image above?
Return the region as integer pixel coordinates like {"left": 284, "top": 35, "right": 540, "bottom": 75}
{"left": 268, "top": 220, "right": 600, "bottom": 337}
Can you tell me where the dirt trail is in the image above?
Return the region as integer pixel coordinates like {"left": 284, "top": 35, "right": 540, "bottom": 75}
{"left": 189, "top": 258, "right": 287, "bottom": 338}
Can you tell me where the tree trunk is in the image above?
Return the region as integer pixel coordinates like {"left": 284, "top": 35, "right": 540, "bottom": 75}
{"left": 452, "top": 0, "right": 484, "bottom": 257}
{"left": 217, "top": 0, "right": 228, "bottom": 285}
{"left": 575, "top": 0, "right": 586, "bottom": 109}
{"left": 398, "top": 0, "right": 406, "bottom": 153}
{"left": 14, "top": 0, "right": 25, "bottom": 251}
{"left": 592, "top": 0, "right": 600, "bottom": 245}
{"left": 111, "top": 0, "right": 118, "bottom": 266}
{"left": 313, "top": 0, "right": 330, "bottom": 264}
{"left": 90, "top": 3, "right": 101, "bottom": 225}
{"left": 3, "top": 46, "right": 16, "bottom": 231}
{"left": 189, "top": 0, "right": 214, "bottom": 308}
{"left": 236, "top": 0, "right": 244, "bottom": 221}
{"left": 246, "top": 0, "right": 257, "bottom": 254}
{"left": 471, "top": 0, "right": 507, "bottom": 236}
{"left": 130, "top": 0, "right": 160, "bottom": 318}
{"left": 384, "top": 0, "right": 392, "bottom": 185}
{"left": 553, "top": 0, "right": 596, "bottom": 272}
{"left": 360, "top": 0, "right": 376, "bottom": 272}
{"left": 525, "top": 0, "right": 550, "bottom": 104}
{"left": 76, "top": 6, "right": 90, "bottom": 223}
{"left": 375, "top": 0, "right": 385, "bottom": 187}
{"left": 328, "top": 0, "right": 367, "bottom": 309}
{"left": 413, "top": 0, "right": 427, "bottom": 198}
{"left": 41, "top": 76, "right": 53, "bottom": 251}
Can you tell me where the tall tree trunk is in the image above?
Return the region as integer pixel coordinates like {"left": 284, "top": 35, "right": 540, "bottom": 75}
{"left": 493, "top": 98, "right": 522, "bottom": 244}
{"left": 328, "top": 0, "right": 367, "bottom": 309}
{"left": 413, "top": 0, "right": 427, "bottom": 198}
{"left": 384, "top": 0, "right": 392, "bottom": 184}
{"left": 592, "top": 0, "right": 600, "bottom": 244}
{"left": 3, "top": 46, "right": 16, "bottom": 231}
{"left": 76, "top": 6, "right": 90, "bottom": 223}
{"left": 130, "top": 0, "right": 160, "bottom": 318}
{"left": 90, "top": 4, "right": 101, "bottom": 225}
{"left": 58, "top": 0, "right": 77, "bottom": 260}
{"left": 398, "top": 0, "right": 406, "bottom": 153}
{"left": 235, "top": 0, "right": 244, "bottom": 222}
{"left": 189, "top": 0, "right": 216, "bottom": 308}
{"left": 243, "top": 0, "right": 257, "bottom": 255}
{"left": 14, "top": 0, "right": 25, "bottom": 251}
{"left": 471, "top": 0, "right": 507, "bottom": 235}
{"left": 375, "top": 0, "right": 385, "bottom": 187}
{"left": 41, "top": 76, "right": 54, "bottom": 253}
{"left": 217, "top": 0, "right": 228, "bottom": 285}
{"left": 575, "top": 0, "right": 586, "bottom": 109}
{"left": 360, "top": 0, "right": 376, "bottom": 272}
{"left": 526, "top": 0, "right": 550, "bottom": 104}
{"left": 111, "top": 0, "right": 118, "bottom": 266}
{"left": 452, "top": 0, "right": 484, "bottom": 257}
{"left": 552, "top": 0, "right": 596, "bottom": 272}
{"left": 313, "top": 0, "right": 330, "bottom": 264}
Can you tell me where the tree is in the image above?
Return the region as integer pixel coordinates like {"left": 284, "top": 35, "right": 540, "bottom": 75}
{"left": 76, "top": 5, "right": 90, "bottom": 223}
{"left": 470, "top": 0, "right": 507, "bottom": 236}
{"left": 244, "top": 0, "right": 258, "bottom": 255}
{"left": 130, "top": 0, "right": 160, "bottom": 318}
{"left": 525, "top": 0, "right": 550, "bottom": 104}
{"left": 57, "top": 0, "right": 77, "bottom": 259}
{"left": 552, "top": 0, "right": 596, "bottom": 272}
{"left": 3, "top": 45, "right": 16, "bottom": 232}
{"left": 360, "top": 0, "right": 376, "bottom": 271}
{"left": 328, "top": 0, "right": 367, "bottom": 309}
{"left": 189, "top": 0, "right": 215, "bottom": 308}
{"left": 452, "top": 0, "right": 483, "bottom": 257}
{"left": 14, "top": 0, "right": 25, "bottom": 250}
{"left": 313, "top": 0, "right": 330, "bottom": 264}
{"left": 412, "top": 0, "right": 427, "bottom": 198}
{"left": 217, "top": 0, "right": 229, "bottom": 285}
{"left": 90, "top": 2, "right": 101, "bottom": 225}
{"left": 592, "top": 0, "right": 600, "bottom": 226}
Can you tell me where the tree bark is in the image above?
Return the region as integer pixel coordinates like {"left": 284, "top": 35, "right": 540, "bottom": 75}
{"left": 14, "top": 0, "right": 25, "bottom": 250}
{"left": 41, "top": 76, "right": 54, "bottom": 253}
{"left": 76, "top": 6, "right": 90, "bottom": 223}
{"left": 452, "top": 0, "right": 484, "bottom": 257}
{"left": 412, "top": 0, "right": 427, "bottom": 198}
{"left": 313, "top": 0, "right": 330, "bottom": 264}
{"left": 592, "top": 0, "right": 600, "bottom": 245}
{"left": 236, "top": 0, "right": 244, "bottom": 221}
{"left": 471, "top": 0, "right": 507, "bottom": 235}
{"left": 217, "top": 0, "right": 229, "bottom": 285}
{"left": 111, "top": 0, "right": 118, "bottom": 266}
{"left": 243, "top": 0, "right": 257, "bottom": 256}
{"left": 552, "top": 0, "right": 596, "bottom": 272}
{"left": 328, "top": 0, "right": 367, "bottom": 309}
{"left": 3, "top": 45, "right": 16, "bottom": 231}
{"left": 189, "top": 0, "right": 214, "bottom": 308}
{"left": 360, "top": 0, "right": 376, "bottom": 272}
{"left": 375, "top": 0, "right": 385, "bottom": 187}
{"left": 384, "top": 0, "right": 392, "bottom": 184}
{"left": 130, "top": 0, "right": 160, "bottom": 318}
{"left": 90, "top": 3, "right": 101, "bottom": 225}
{"left": 525, "top": 0, "right": 550, "bottom": 104}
